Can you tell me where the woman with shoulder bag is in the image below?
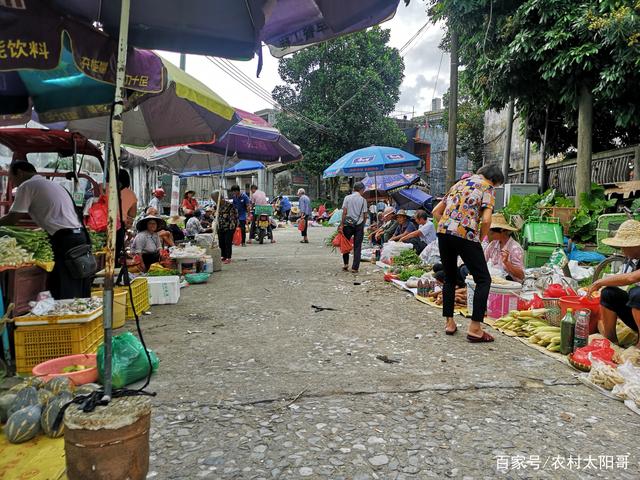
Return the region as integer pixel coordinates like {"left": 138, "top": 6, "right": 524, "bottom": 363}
{"left": 339, "top": 182, "right": 368, "bottom": 273}
{"left": 431, "top": 164, "right": 504, "bottom": 342}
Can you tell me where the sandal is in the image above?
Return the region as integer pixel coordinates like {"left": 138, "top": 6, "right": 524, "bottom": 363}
{"left": 466, "top": 331, "right": 494, "bottom": 343}
{"left": 351, "top": 269, "right": 359, "bottom": 274}
{"left": 445, "top": 325, "right": 458, "bottom": 336}
{"left": 342, "top": 265, "right": 349, "bottom": 271}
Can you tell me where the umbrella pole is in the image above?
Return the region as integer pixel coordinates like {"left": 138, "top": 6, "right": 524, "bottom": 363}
{"left": 213, "top": 143, "right": 230, "bottom": 233}
{"left": 102, "top": 0, "right": 131, "bottom": 401}
{"left": 374, "top": 173, "right": 379, "bottom": 218}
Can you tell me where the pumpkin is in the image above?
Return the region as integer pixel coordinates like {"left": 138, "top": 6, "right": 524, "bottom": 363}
{"left": 41, "top": 399, "right": 65, "bottom": 438}
{"left": 56, "top": 391, "right": 74, "bottom": 404}
{"left": 9, "top": 381, "right": 29, "bottom": 394}
{"left": 5, "top": 405, "right": 42, "bottom": 443}
{"left": 37, "top": 389, "right": 53, "bottom": 406}
{"left": 0, "top": 393, "right": 17, "bottom": 423}
{"left": 44, "top": 376, "right": 74, "bottom": 396}
{"left": 8, "top": 387, "right": 38, "bottom": 417}
{"left": 75, "top": 383, "right": 100, "bottom": 396}
{"left": 27, "top": 377, "right": 46, "bottom": 390}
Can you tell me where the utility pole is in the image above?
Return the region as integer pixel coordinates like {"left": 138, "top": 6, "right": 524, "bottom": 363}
{"left": 446, "top": 29, "right": 459, "bottom": 189}
{"left": 576, "top": 85, "right": 593, "bottom": 206}
{"left": 502, "top": 100, "right": 514, "bottom": 181}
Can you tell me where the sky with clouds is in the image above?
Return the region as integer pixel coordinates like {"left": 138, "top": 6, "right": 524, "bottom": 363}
{"left": 159, "top": 1, "right": 447, "bottom": 120}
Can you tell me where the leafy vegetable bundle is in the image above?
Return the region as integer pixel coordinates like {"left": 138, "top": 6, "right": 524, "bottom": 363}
{"left": 392, "top": 249, "right": 421, "bottom": 267}
{"left": 0, "top": 227, "right": 53, "bottom": 262}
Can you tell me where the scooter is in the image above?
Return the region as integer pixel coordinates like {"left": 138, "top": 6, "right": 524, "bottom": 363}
{"left": 254, "top": 205, "right": 274, "bottom": 244}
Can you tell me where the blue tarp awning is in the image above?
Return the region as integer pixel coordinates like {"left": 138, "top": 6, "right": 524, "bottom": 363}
{"left": 179, "top": 159, "right": 264, "bottom": 177}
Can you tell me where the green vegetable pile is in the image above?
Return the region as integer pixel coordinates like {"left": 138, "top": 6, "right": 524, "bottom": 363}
{"left": 0, "top": 227, "right": 53, "bottom": 262}
{"left": 90, "top": 231, "right": 106, "bottom": 251}
{"left": 398, "top": 268, "right": 425, "bottom": 281}
{"left": 392, "top": 249, "right": 421, "bottom": 267}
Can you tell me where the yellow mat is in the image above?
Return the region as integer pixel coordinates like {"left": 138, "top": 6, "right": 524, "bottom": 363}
{"left": 0, "top": 432, "right": 66, "bottom": 480}
{"left": 415, "top": 295, "right": 472, "bottom": 318}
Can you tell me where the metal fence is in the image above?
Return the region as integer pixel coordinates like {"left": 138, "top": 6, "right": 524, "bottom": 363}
{"left": 507, "top": 146, "right": 638, "bottom": 196}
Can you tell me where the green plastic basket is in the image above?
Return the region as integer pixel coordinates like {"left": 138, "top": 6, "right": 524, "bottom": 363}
{"left": 185, "top": 273, "right": 210, "bottom": 284}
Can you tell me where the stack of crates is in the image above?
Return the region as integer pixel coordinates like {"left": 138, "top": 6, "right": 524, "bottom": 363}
{"left": 522, "top": 217, "right": 564, "bottom": 268}
{"left": 596, "top": 213, "right": 640, "bottom": 255}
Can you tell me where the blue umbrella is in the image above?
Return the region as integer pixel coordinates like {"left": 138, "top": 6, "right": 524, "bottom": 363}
{"left": 323, "top": 146, "right": 421, "bottom": 178}
{"left": 179, "top": 160, "right": 264, "bottom": 177}
{"left": 361, "top": 173, "right": 420, "bottom": 193}
{"left": 391, "top": 188, "right": 433, "bottom": 213}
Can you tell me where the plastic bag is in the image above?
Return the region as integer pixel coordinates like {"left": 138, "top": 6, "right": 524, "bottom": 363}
{"left": 332, "top": 232, "right": 353, "bottom": 254}
{"left": 547, "top": 248, "right": 568, "bottom": 269}
{"left": 298, "top": 218, "right": 306, "bottom": 232}
{"left": 567, "top": 260, "right": 594, "bottom": 281}
{"left": 612, "top": 361, "right": 640, "bottom": 401}
{"left": 419, "top": 239, "right": 440, "bottom": 266}
{"left": 87, "top": 194, "right": 120, "bottom": 232}
{"left": 587, "top": 355, "right": 625, "bottom": 390}
{"left": 97, "top": 332, "right": 159, "bottom": 389}
{"left": 232, "top": 227, "right": 242, "bottom": 246}
{"left": 380, "top": 241, "right": 413, "bottom": 263}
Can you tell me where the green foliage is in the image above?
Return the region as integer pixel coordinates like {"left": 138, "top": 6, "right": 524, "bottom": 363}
{"left": 502, "top": 189, "right": 572, "bottom": 224}
{"left": 428, "top": 0, "right": 640, "bottom": 155}
{"left": 272, "top": 27, "right": 406, "bottom": 182}
{"left": 392, "top": 249, "right": 422, "bottom": 267}
{"left": 569, "top": 183, "right": 617, "bottom": 241}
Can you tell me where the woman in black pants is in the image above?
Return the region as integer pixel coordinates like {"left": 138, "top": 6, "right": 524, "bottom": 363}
{"left": 432, "top": 164, "right": 504, "bottom": 342}
{"left": 212, "top": 192, "right": 238, "bottom": 264}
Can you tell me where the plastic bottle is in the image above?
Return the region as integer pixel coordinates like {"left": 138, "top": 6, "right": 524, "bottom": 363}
{"left": 573, "top": 309, "right": 591, "bottom": 350}
{"left": 560, "top": 308, "right": 576, "bottom": 355}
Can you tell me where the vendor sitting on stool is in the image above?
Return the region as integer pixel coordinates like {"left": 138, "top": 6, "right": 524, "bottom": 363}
{"left": 185, "top": 210, "right": 212, "bottom": 238}
{"left": 588, "top": 220, "right": 640, "bottom": 347}
{"left": 131, "top": 216, "right": 168, "bottom": 271}
{"left": 483, "top": 213, "right": 524, "bottom": 282}
{"left": 396, "top": 209, "right": 436, "bottom": 254}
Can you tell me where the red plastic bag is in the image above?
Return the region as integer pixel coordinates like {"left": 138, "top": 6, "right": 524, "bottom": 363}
{"left": 298, "top": 218, "right": 306, "bottom": 232}
{"left": 332, "top": 232, "right": 353, "bottom": 254}
{"left": 572, "top": 339, "right": 615, "bottom": 367}
{"left": 544, "top": 284, "right": 569, "bottom": 298}
{"left": 86, "top": 194, "right": 120, "bottom": 232}
{"left": 232, "top": 227, "right": 242, "bottom": 246}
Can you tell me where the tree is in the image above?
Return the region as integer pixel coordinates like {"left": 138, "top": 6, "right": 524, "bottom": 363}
{"left": 272, "top": 27, "right": 406, "bottom": 202}
{"left": 428, "top": 0, "right": 640, "bottom": 203}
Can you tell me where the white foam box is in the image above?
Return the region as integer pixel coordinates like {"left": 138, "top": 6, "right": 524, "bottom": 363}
{"left": 146, "top": 276, "right": 181, "bottom": 305}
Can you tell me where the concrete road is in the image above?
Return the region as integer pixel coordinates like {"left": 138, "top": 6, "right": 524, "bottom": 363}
{"left": 141, "top": 226, "right": 640, "bottom": 479}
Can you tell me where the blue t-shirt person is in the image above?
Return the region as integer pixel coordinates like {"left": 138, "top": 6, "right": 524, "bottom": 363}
{"left": 280, "top": 196, "right": 291, "bottom": 211}
{"left": 232, "top": 192, "right": 250, "bottom": 221}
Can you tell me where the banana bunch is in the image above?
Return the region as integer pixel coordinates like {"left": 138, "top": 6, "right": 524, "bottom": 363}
{"left": 493, "top": 309, "right": 549, "bottom": 337}
{"left": 529, "top": 325, "right": 562, "bottom": 352}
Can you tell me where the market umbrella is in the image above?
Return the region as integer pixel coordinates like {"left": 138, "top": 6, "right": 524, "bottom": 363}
{"left": 49, "top": 0, "right": 403, "bottom": 61}
{"left": 391, "top": 187, "right": 434, "bottom": 213}
{"left": 193, "top": 110, "right": 302, "bottom": 164}
{"left": 179, "top": 160, "right": 265, "bottom": 178}
{"left": 42, "top": 59, "right": 240, "bottom": 148}
{"left": 322, "top": 146, "right": 421, "bottom": 178}
{"left": 147, "top": 147, "right": 239, "bottom": 175}
{"left": 361, "top": 173, "right": 420, "bottom": 200}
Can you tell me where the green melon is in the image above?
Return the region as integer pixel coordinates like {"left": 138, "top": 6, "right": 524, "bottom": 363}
{"left": 0, "top": 393, "right": 17, "bottom": 423}
{"left": 44, "top": 377, "right": 74, "bottom": 396}
{"left": 8, "top": 386, "right": 38, "bottom": 417}
{"left": 41, "top": 399, "right": 65, "bottom": 438}
{"left": 37, "top": 389, "right": 53, "bottom": 406}
{"left": 5, "top": 405, "right": 42, "bottom": 443}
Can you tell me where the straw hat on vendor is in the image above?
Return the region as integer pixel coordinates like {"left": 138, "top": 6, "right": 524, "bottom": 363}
{"left": 382, "top": 206, "right": 396, "bottom": 219}
{"left": 489, "top": 213, "right": 518, "bottom": 232}
{"left": 601, "top": 220, "right": 640, "bottom": 249}
{"left": 486, "top": 213, "right": 524, "bottom": 283}
{"left": 395, "top": 209, "right": 409, "bottom": 219}
{"left": 136, "top": 215, "right": 167, "bottom": 232}
{"left": 166, "top": 215, "right": 182, "bottom": 225}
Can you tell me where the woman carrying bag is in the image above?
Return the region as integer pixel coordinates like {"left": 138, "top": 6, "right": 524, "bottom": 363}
{"left": 212, "top": 192, "right": 238, "bottom": 264}
{"left": 432, "top": 164, "right": 504, "bottom": 342}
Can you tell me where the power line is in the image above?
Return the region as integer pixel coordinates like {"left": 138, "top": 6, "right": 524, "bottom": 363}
{"left": 431, "top": 51, "right": 444, "bottom": 104}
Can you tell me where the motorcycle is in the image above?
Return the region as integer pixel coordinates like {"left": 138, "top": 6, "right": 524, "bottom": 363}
{"left": 254, "top": 205, "right": 274, "bottom": 244}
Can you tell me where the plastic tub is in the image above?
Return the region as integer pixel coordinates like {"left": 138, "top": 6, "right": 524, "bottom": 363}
{"left": 559, "top": 296, "right": 601, "bottom": 334}
{"left": 32, "top": 353, "right": 98, "bottom": 385}
{"left": 487, "top": 282, "right": 522, "bottom": 319}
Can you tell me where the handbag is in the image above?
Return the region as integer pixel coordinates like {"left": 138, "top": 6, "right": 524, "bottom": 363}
{"left": 64, "top": 244, "right": 97, "bottom": 279}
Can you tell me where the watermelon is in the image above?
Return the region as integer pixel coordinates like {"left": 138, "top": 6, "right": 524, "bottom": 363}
{"left": 5, "top": 405, "right": 42, "bottom": 443}
{"left": 0, "top": 393, "right": 17, "bottom": 423}
{"left": 44, "top": 377, "right": 74, "bottom": 396}
{"left": 8, "top": 387, "right": 38, "bottom": 417}
{"left": 41, "top": 399, "right": 65, "bottom": 438}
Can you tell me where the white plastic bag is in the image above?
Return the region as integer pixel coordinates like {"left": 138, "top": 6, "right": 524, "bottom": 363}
{"left": 568, "top": 260, "right": 594, "bottom": 281}
{"left": 419, "top": 239, "right": 440, "bottom": 265}
{"left": 380, "top": 241, "right": 413, "bottom": 262}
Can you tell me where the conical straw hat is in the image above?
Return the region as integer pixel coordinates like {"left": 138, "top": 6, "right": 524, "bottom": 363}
{"left": 602, "top": 219, "right": 640, "bottom": 247}
{"left": 490, "top": 213, "right": 518, "bottom": 231}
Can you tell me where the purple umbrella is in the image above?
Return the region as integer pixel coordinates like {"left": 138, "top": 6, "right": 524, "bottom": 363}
{"left": 362, "top": 174, "right": 420, "bottom": 194}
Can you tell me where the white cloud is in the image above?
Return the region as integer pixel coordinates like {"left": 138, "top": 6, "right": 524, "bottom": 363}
{"left": 157, "top": 2, "right": 446, "bottom": 118}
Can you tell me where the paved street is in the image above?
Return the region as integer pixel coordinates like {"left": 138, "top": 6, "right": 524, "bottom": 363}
{"left": 140, "top": 226, "right": 640, "bottom": 479}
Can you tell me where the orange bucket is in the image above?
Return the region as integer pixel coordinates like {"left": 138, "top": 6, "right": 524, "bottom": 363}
{"left": 559, "top": 296, "right": 601, "bottom": 334}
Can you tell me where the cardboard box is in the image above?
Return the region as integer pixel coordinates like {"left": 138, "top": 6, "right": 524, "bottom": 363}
{"left": 146, "top": 276, "right": 180, "bottom": 305}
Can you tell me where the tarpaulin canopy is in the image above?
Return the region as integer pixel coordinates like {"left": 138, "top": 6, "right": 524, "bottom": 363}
{"left": 0, "top": 128, "right": 102, "bottom": 163}
{"left": 323, "top": 146, "right": 421, "bottom": 178}
{"left": 391, "top": 187, "right": 433, "bottom": 212}
{"left": 179, "top": 160, "right": 264, "bottom": 178}
{"left": 48, "top": 0, "right": 403, "bottom": 61}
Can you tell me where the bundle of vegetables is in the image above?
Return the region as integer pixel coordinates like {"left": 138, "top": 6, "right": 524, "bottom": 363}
{"left": 393, "top": 249, "right": 422, "bottom": 267}
{"left": 147, "top": 263, "right": 179, "bottom": 276}
{"left": 89, "top": 231, "right": 106, "bottom": 251}
{"left": 0, "top": 236, "right": 34, "bottom": 266}
{"left": 0, "top": 227, "right": 53, "bottom": 262}
{"left": 493, "top": 309, "right": 551, "bottom": 337}
{"left": 398, "top": 267, "right": 425, "bottom": 281}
